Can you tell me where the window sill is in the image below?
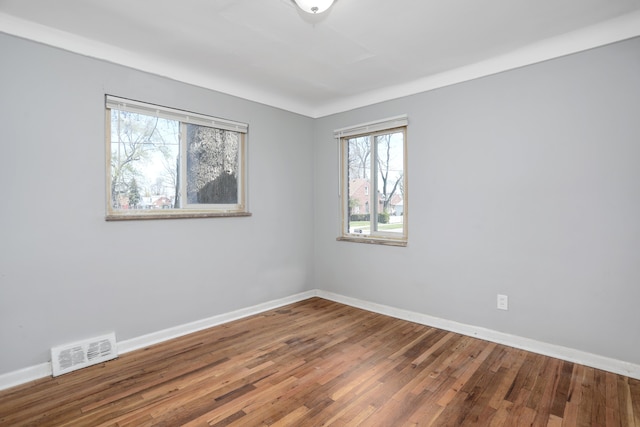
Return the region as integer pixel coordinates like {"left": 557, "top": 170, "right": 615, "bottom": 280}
{"left": 336, "top": 236, "right": 407, "bottom": 247}
{"left": 106, "top": 211, "right": 252, "bottom": 221}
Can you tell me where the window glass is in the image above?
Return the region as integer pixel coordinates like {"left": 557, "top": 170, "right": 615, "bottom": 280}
{"left": 374, "top": 131, "right": 404, "bottom": 235}
{"left": 106, "top": 96, "right": 248, "bottom": 220}
{"left": 339, "top": 120, "right": 407, "bottom": 245}
{"left": 185, "top": 124, "right": 240, "bottom": 206}
{"left": 110, "top": 110, "right": 179, "bottom": 211}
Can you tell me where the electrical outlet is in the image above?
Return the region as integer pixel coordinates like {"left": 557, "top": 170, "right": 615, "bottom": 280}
{"left": 497, "top": 294, "right": 508, "bottom": 310}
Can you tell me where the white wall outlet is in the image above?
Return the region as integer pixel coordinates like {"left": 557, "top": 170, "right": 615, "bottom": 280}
{"left": 497, "top": 294, "right": 509, "bottom": 310}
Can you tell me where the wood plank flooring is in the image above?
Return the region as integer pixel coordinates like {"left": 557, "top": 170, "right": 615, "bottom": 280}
{"left": 0, "top": 297, "right": 638, "bottom": 426}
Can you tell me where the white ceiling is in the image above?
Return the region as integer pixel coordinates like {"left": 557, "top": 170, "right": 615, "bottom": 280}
{"left": 1, "top": 0, "right": 640, "bottom": 117}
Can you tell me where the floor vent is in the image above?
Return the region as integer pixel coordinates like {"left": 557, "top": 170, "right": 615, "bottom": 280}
{"left": 51, "top": 332, "right": 118, "bottom": 377}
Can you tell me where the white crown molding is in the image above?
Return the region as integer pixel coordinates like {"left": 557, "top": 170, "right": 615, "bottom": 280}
{"left": 312, "top": 10, "right": 640, "bottom": 117}
{"left": 0, "top": 12, "right": 317, "bottom": 117}
{"left": 2, "top": 10, "right": 640, "bottom": 118}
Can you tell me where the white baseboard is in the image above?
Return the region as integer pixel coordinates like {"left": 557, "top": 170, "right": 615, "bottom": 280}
{"left": 316, "top": 290, "right": 640, "bottom": 380}
{"left": 117, "top": 290, "right": 318, "bottom": 355}
{"left": 0, "top": 290, "right": 318, "bottom": 391}
{"left": 0, "top": 362, "right": 52, "bottom": 391}
{"left": 2, "top": 288, "right": 638, "bottom": 391}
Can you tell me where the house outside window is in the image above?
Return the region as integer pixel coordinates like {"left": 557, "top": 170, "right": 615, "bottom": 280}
{"left": 105, "top": 96, "right": 250, "bottom": 220}
{"left": 336, "top": 115, "right": 408, "bottom": 246}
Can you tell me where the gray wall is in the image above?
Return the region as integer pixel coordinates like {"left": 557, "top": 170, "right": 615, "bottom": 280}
{"left": 0, "top": 34, "right": 315, "bottom": 375}
{"left": 2, "top": 31, "right": 639, "bottom": 377}
{"left": 314, "top": 37, "right": 640, "bottom": 366}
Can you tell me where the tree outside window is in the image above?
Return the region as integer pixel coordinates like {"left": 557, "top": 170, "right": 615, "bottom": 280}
{"left": 106, "top": 96, "right": 249, "bottom": 220}
{"left": 337, "top": 117, "right": 407, "bottom": 245}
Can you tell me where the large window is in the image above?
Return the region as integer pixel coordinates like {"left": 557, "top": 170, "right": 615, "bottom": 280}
{"left": 336, "top": 116, "right": 408, "bottom": 246}
{"left": 105, "top": 96, "right": 249, "bottom": 220}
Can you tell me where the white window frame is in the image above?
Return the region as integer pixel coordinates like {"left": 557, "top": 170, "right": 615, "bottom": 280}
{"left": 105, "top": 95, "right": 250, "bottom": 220}
{"left": 336, "top": 115, "right": 408, "bottom": 246}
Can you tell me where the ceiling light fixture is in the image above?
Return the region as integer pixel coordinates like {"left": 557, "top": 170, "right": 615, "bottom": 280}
{"left": 293, "top": 0, "right": 335, "bottom": 14}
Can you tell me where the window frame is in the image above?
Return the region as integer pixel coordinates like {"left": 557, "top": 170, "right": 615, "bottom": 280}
{"left": 105, "top": 95, "right": 250, "bottom": 221}
{"left": 336, "top": 116, "right": 408, "bottom": 246}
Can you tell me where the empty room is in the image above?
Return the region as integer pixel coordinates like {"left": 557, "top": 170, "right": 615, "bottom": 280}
{"left": 1, "top": 1, "right": 639, "bottom": 425}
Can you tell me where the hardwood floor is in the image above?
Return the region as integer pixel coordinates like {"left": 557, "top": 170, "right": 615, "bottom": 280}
{"left": 0, "top": 298, "right": 638, "bottom": 426}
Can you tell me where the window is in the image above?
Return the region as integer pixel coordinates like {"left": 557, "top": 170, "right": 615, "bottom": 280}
{"left": 336, "top": 115, "right": 408, "bottom": 246}
{"left": 105, "top": 96, "right": 249, "bottom": 220}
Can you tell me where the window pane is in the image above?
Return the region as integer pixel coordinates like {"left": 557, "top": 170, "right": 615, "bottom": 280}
{"left": 110, "top": 110, "right": 179, "bottom": 210}
{"left": 347, "top": 136, "right": 371, "bottom": 235}
{"left": 186, "top": 124, "right": 240, "bottom": 205}
{"left": 106, "top": 97, "right": 250, "bottom": 220}
{"left": 375, "top": 131, "right": 404, "bottom": 234}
